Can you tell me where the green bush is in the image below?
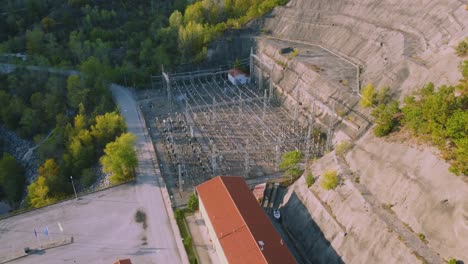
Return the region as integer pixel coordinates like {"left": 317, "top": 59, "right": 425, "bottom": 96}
{"left": 447, "top": 258, "right": 457, "bottom": 264}
{"left": 360, "top": 83, "right": 376, "bottom": 107}
{"left": 418, "top": 233, "right": 426, "bottom": 241}
{"left": 187, "top": 193, "right": 199, "bottom": 211}
{"left": 285, "top": 165, "right": 304, "bottom": 181}
{"left": 321, "top": 170, "right": 339, "bottom": 190}
{"left": 456, "top": 38, "right": 468, "bottom": 57}
{"left": 306, "top": 173, "right": 315, "bottom": 187}
{"left": 279, "top": 150, "right": 303, "bottom": 170}
{"left": 371, "top": 100, "right": 401, "bottom": 137}
{"left": 174, "top": 208, "right": 185, "bottom": 221}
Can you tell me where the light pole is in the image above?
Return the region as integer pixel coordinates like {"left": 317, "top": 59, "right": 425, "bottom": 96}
{"left": 70, "top": 176, "right": 78, "bottom": 200}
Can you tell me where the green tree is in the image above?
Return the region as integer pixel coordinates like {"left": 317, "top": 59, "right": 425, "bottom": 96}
{"left": 321, "top": 170, "right": 339, "bottom": 190}
{"left": 41, "top": 16, "right": 55, "bottom": 32}
{"left": 360, "top": 83, "right": 376, "bottom": 107}
{"left": 187, "top": 193, "right": 199, "bottom": 211}
{"left": 169, "top": 10, "right": 184, "bottom": 28}
{"left": 79, "top": 56, "right": 109, "bottom": 85}
{"left": 285, "top": 165, "right": 303, "bottom": 182}
{"left": 67, "top": 75, "right": 90, "bottom": 109}
{"left": 68, "top": 129, "right": 95, "bottom": 171}
{"left": 0, "top": 153, "right": 25, "bottom": 205}
{"left": 26, "top": 26, "right": 45, "bottom": 54}
{"left": 90, "top": 112, "right": 126, "bottom": 148}
{"left": 19, "top": 108, "right": 42, "bottom": 137}
{"left": 38, "top": 159, "right": 62, "bottom": 195}
{"left": 26, "top": 159, "right": 60, "bottom": 208}
{"left": 2, "top": 96, "right": 25, "bottom": 129}
{"left": 184, "top": 2, "right": 204, "bottom": 24}
{"left": 279, "top": 150, "right": 303, "bottom": 170}
{"left": 27, "top": 175, "right": 54, "bottom": 208}
{"left": 100, "top": 133, "right": 138, "bottom": 184}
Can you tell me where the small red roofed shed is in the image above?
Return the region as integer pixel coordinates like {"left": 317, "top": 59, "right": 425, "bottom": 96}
{"left": 228, "top": 68, "right": 250, "bottom": 85}
{"left": 113, "top": 259, "right": 131, "bottom": 264}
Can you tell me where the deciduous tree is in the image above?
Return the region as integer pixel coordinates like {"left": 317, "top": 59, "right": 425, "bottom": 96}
{"left": 100, "top": 133, "right": 138, "bottom": 184}
{"left": 0, "top": 154, "right": 25, "bottom": 205}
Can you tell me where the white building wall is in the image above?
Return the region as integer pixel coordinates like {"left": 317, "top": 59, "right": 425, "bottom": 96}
{"left": 228, "top": 74, "right": 251, "bottom": 85}
{"left": 199, "top": 198, "right": 229, "bottom": 264}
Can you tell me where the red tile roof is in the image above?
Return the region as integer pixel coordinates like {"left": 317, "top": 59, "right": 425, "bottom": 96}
{"left": 113, "top": 259, "right": 131, "bottom": 264}
{"left": 228, "top": 68, "right": 249, "bottom": 77}
{"left": 196, "top": 176, "right": 296, "bottom": 264}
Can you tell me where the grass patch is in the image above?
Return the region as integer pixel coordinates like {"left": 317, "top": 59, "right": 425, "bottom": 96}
{"left": 306, "top": 173, "right": 315, "bottom": 187}
{"left": 275, "top": 59, "right": 288, "bottom": 68}
{"left": 175, "top": 208, "right": 199, "bottom": 264}
{"left": 335, "top": 141, "right": 352, "bottom": 156}
{"left": 321, "top": 170, "right": 339, "bottom": 190}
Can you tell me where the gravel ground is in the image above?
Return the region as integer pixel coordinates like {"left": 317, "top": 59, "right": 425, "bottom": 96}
{"left": 0, "top": 125, "right": 38, "bottom": 183}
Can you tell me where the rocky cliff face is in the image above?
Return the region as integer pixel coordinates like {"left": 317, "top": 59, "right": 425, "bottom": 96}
{"left": 261, "top": 0, "right": 468, "bottom": 263}
{"left": 262, "top": 0, "right": 468, "bottom": 97}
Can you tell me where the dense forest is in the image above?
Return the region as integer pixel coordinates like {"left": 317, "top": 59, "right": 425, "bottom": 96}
{"left": 0, "top": 0, "right": 287, "bottom": 86}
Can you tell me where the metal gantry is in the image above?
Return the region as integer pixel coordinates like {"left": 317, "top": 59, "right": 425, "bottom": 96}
{"left": 153, "top": 69, "right": 328, "bottom": 191}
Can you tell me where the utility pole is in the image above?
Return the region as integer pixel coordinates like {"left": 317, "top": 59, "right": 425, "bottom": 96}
{"left": 70, "top": 176, "right": 78, "bottom": 200}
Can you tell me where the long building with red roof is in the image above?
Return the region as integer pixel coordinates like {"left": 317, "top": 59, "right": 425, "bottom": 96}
{"left": 196, "top": 176, "right": 297, "bottom": 264}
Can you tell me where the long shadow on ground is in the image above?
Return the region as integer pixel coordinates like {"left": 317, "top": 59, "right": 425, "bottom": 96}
{"left": 281, "top": 192, "right": 344, "bottom": 264}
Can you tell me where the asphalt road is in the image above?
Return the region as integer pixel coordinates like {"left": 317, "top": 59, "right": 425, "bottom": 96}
{"left": 0, "top": 85, "right": 184, "bottom": 264}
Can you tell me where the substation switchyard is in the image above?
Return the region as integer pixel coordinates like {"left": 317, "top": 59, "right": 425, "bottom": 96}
{"left": 140, "top": 55, "right": 330, "bottom": 207}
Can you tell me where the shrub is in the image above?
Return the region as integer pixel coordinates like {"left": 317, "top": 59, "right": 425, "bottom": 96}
{"left": 174, "top": 209, "right": 185, "bottom": 221}
{"left": 418, "top": 233, "right": 426, "bottom": 241}
{"left": 447, "top": 258, "right": 457, "bottom": 264}
{"left": 80, "top": 168, "right": 95, "bottom": 187}
{"left": 279, "top": 150, "right": 303, "bottom": 170}
{"left": 456, "top": 38, "right": 468, "bottom": 57}
{"left": 360, "top": 83, "right": 376, "bottom": 107}
{"left": 335, "top": 141, "right": 352, "bottom": 156}
{"left": 321, "top": 170, "right": 339, "bottom": 190}
{"left": 289, "top": 48, "right": 299, "bottom": 58}
{"left": 306, "top": 173, "right": 315, "bottom": 187}
{"left": 187, "top": 193, "right": 199, "bottom": 211}
{"left": 285, "top": 165, "right": 304, "bottom": 181}
{"left": 183, "top": 236, "right": 192, "bottom": 247}
{"left": 375, "top": 86, "right": 391, "bottom": 105}
{"left": 371, "top": 100, "right": 401, "bottom": 137}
